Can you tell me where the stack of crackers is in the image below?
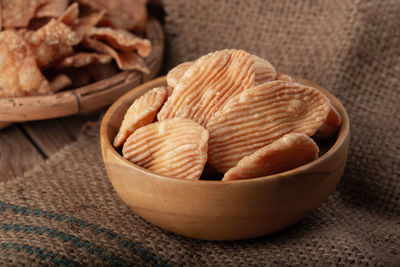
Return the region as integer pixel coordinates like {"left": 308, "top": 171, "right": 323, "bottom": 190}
{"left": 115, "top": 49, "right": 342, "bottom": 181}
{"left": 0, "top": 0, "right": 151, "bottom": 98}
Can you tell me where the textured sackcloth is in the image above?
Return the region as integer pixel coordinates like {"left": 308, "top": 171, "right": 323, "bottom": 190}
{"left": 1, "top": 0, "right": 399, "bottom": 265}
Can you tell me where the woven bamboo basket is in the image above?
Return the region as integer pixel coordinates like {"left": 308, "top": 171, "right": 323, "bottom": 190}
{"left": 0, "top": 17, "right": 164, "bottom": 129}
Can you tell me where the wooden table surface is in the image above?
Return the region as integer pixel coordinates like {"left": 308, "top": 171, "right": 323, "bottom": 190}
{"left": 0, "top": 115, "right": 100, "bottom": 183}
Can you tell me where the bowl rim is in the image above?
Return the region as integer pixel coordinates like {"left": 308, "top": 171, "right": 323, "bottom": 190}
{"left": 101, "top": 75, "right": 350, "bottom": 185}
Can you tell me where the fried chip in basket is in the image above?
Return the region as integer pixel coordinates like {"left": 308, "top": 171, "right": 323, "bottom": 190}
{"left": 2, "top": 0, "right": 47, "bottom": 28}
{"left": 0, "top": 3, "right": 3, "bottom": 30}
{"left": 36, "top": 0, "right": 68, "bottom": 19}
{"left": 58, "top": 3, "right": 106, "bottom": 42}
{"left": 56, "top": 52, "right": 112, "bottom": 68}
{"left": 87, "top": 27, "right": 151, "bottom": 57}
{"left": 78, "top": 0, "right": 147, "bottom": 33}
{"left": 25, "top": 19, "right": 80, "bottom": 68}
{"left": 82, "top": 37, "right": 149, "bottom": 73}
{"left": 100, "top": 14, "right": 146, "bottom": 34}
{"left": 0, "top": 31, "right": 51, "bottom": 98}
{"left": 50, "top": 73, "right": 72, "bottom": 92}
{"left": 74, "top": 10, "right": 106, "bottom": 38}
{"left": 0, "top": 0, "right": 152, "bottom": 99}
{"left": 58, "top": 2, "right": 79, "bottom": 26}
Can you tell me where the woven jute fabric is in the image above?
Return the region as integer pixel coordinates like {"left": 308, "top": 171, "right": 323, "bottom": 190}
{"left": 1, "top": 0, "right": 399, "bottom": 265}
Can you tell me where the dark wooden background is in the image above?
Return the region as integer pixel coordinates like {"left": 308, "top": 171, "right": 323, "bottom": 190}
{"left": 0, "top": 115, "right": 100, "bottom": 182}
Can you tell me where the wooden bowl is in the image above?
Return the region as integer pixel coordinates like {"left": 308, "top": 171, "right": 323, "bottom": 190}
{"left": 0, "top": 17, "right": 163, "bottom": 129}
{"left": 100, "top": 76, "right": 350, "bottom": 241}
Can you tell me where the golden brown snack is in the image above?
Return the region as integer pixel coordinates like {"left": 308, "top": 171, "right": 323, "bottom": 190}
{"left": 165, "top": 61, "right": 193, "bottom": 96}
{"left": 36, "top": 0, "right": 69, "bottom": 18}
{"left": 87, "top": 27, "right": 151, "bottom": 57}
{"left": 251, "top": 55, "right": 277, "bottom": 85}
{"left": 275, "top": 72, "right": 296, "bottom": 83}
{"left": 157, "top": 49, "right": 255, "bottom": 127}
{"left": 223, "top": 133, "right": 319, "bottom": 181}
{"left": 122, "top": 118, "right": 209, "bottom": 180}
{"left": 78, "top": 0, "right": 147, "bottom": 33}
{"left": 274, "top": 73, "right": 341, "bottom": 138}
{"left": 82, "top": 37, "right": 149, "bottom": 72}
{"left": 0, "top": 4, "right": 2, "bottom": 30}
{"left": 165, "top": 85, "right": 174, "bottom": 97}
{"left": 0, "top": 0, "right": 153, "bottom": 100}
{"left": 315, "top": 102, "right": 342, "bottom": 138}
{"left": 56, "top": 52, "right": 112, "bottom": 68}
{"left": 2, "top": 0, "right": 47, "bottom": 28}
{"left": 50, "top": 74, "right": 72, "bottom": 92}
{"left": 58, "top": 2, "right": 79, "bottom": 25}
{"left": 114, "top": 87, "right": 168, "bottom": 147}
{"left": 165, "top": 54, "right": 276, "bottom": 94}
{"left": 166, "top": 61, "right": 193, "bottom": 88}
{"left": 24, "top": 19, "right": 80, "bottom": 68}
{"left": 0, "top": 31, "right": 51, "bottom": 98}
{"left": 64, "top": 7, "right": 106, "bottom": 42}
{"left": 207, "top": 80, "right": 333, "bottom": 173}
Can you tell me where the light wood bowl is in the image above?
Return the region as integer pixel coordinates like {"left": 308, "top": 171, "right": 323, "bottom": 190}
{"left": 0, "top": 17, "right": 163, "bottom": 129}
{"left": 100, "top": 76, "right": 350, "bottom": 241}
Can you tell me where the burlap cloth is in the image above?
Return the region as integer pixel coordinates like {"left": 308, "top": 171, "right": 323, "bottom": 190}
{"left": 1, "top": 0, "right": 399, "bottom": 265}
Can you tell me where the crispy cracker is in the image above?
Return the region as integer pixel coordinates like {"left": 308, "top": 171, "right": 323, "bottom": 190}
{"left": 114, "top": 87, "right": 167, "bottom": 147}
{"left": 82, "top": 37, "right": 149, "bottom": 72}
{"left": 275, "top": 72, "right": 296, "bottom": 83}
{"left": 0, "top": 31, "right": 51, "bottom": 98}
{"left": 74, "top": 10, "right": 105, "bottom": 38}
{"left": 36, "top": 0, "right": 68, "bottom": 18}
{"left": 87, "top": 27, "right": 151, "bottom": 57}
{"left": 2, "top": 0, "right": 47, "bottom": 28}
{"left": 315, "top": 101, "right": 342, "bottom": 138}
{"left": 25, "top": 19, "right": 80, "bottom": 68}
{"left": 166, "top": 55, "right": 276, "bottom": 88}
{"left": 60, "top": 5, "right": 106, "bottom": 43}
{"left": 223, "top": 133, "right": 319, "bottom": 181}
{"left": 123, "top": 118, "right": 209, "bottom": 180}
{"left": 79, "top": 0, "right": 147, "bottom": 32}
{"left": 251, "top": 55, "right": 277, "bottom": 85}
{"left": 207, "top": 80, "right": 332, "bottom": 173}
{"left": 50, "top": 73, "right": 72, "bottom": 92}
{"left": 166, "top": 61, "right": 193, "bottom": 88}
{"left": 57, "top": 3, "right": 106, "bottom": 43}
{"left": 58, "top": 2, "right": 79, "bottom": 26}
{"left": 56, "top": 52, "right": 111, "bottom": 68}
{"left": 157, "top": 49, "right": 255, "bottom": 127}
{"left": 0, "top": 3, "right": 3, "bottom": 30}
